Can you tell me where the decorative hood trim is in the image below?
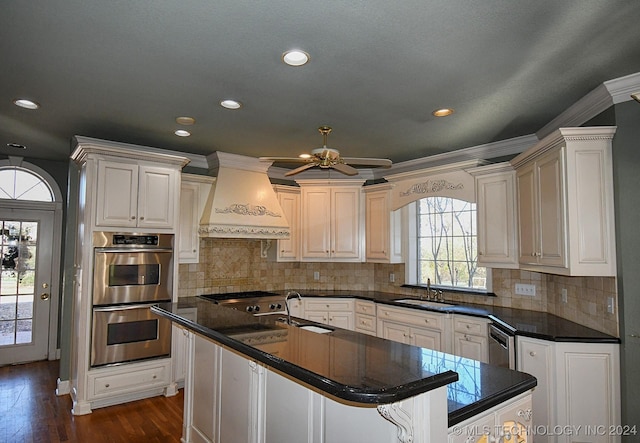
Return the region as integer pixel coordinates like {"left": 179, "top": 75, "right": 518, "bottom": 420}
{"left": 199, "top": 152, "right": 290, "bottom": 239}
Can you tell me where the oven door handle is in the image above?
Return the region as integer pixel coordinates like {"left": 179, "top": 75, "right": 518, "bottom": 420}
{"left": 95, "top": 248, "right": 173, "bottom": 254}
{"left": 93, "top": 304, "right": 158, "bottom": 312}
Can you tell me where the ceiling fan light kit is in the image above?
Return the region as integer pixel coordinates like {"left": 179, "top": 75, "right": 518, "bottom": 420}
{"left": 260, "top": 126, "right": 392, "bottom": 176}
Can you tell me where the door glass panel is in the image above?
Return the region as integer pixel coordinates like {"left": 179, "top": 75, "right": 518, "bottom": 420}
{"left": 0, "top": 220, "right": 38, "bottom": 347}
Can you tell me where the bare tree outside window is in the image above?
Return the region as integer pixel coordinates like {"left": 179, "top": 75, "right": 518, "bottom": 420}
{"left": 417, "top": 197, "right": 486, "bottom": 290}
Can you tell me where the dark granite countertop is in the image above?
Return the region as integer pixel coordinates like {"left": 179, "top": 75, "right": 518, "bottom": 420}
{"left": 290, "top": 290, "right": 620, "bottom": 343}
{"left": 152, "top": 297, "right": 537, "bottom": 426}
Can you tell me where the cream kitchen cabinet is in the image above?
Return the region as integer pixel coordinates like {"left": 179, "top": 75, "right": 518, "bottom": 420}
{"left": 517, "top": 336, "right": 621, "bottom": 443}
{"left": 468, "top": 163, "right": 519, "bottom": 269}
{"left": 297, "top": 180, "right": 364, "bottom": 262}
{"left": 452, "top": 315, "right": 490, "bottom": 363}
{"left": 449, "top": 392, "right": 533, "bottom": 443}
{"left": 302, "top": 298, "right": 355, "bottom": 330}
{"left": 354, "top": 300, "right": 377, "bottom": 336}
{"left": 178, "top": 174, "right": 215, "bottom": 264}
{"left": 96, "top": 160, "right": 180, "bottom": 229}
{"left": 511, "top": 126, "right": 617, "bottom": 276}
{"left": 377, "top": 304, "right": 450, "bottom": 352}
{"left": 273, "top": 185, "right": 300, "bottom": 261}
{"left": 364, "top": 184, "right": 403, "bottom": 263}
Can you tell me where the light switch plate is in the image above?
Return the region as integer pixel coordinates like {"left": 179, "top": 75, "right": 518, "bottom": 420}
{"left": 313, "top": 271, "right": 320, "bottom": 281}
{"left": 389, "top": 273, "right": 395, "bottom": 283}
{"left": 515, "top": 283, "right": 536, "bottom": 296}
{"left": 561, "top": 288, "right": 568, "bottom": 303}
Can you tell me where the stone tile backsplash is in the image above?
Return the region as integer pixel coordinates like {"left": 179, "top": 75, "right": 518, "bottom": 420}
{"left": 178, "top": 238, "right": 619, "bottom": 337}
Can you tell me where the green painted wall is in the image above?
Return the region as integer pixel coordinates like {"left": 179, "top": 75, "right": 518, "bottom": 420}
{"left": 611, "top": 100, "right": 640, "bottom": 436}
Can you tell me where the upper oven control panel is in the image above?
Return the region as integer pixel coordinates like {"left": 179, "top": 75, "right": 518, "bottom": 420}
{"left": 93, "top": 231, "right": 174, "bottom": 249}
{"left": 113, "top": 234, "right": 159, "bottom": 245}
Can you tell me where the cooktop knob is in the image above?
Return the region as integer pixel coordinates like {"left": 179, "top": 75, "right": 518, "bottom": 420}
{"left": 246, "top": 306, "right": 254, "bottom": 313}
{"left": 253, "top": 305, "right": 261, "bottom": 312}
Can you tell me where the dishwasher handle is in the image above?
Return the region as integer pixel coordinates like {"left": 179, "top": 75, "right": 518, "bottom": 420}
{"left": 490, "top": 324, "right": 510, "bottom": 350}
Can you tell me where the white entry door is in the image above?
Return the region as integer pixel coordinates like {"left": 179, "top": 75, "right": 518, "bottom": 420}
{"left": 0, "top": 209, "right": 54, "bottom": 365}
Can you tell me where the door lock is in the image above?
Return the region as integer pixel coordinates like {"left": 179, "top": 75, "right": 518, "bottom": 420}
{"left": 40, "top": 293, "right": 50, "bottom": 300}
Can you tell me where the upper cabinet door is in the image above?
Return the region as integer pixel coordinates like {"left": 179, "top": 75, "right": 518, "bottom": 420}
{"left": 301, "top": 188, "right": 332, "bottom": 259}
{"left": 476, "top": 169, "right": 519, "bottom": 268}
{"left": 535, "top": 149, "right": 565, "bottom": 267}
{"left": 96, "top": 161, "right": 139, "bottom": 228}
{"left": 331, "top": 187, "right": 360, "bottom": 259}
{"left": 178, "top": 181, "right": 200, "bottom": 263}
{"left": 276, "top": 187, "right": 300, "bottom": 261}
{"left": 137, "top": 165, "right": 177, "bottom": 229}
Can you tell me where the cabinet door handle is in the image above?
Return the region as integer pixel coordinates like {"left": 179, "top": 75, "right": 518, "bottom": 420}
{"left": 529, "top": 351, "right": 537, "bottom": 357}
{"left": 425, "top": 319, "right": 430, "bottom": 324}
{"left": 139, "top": 216, "right": 144, "bottom": 220}
{"left": 131, "top": 216, "right": 136, "bottom": 220}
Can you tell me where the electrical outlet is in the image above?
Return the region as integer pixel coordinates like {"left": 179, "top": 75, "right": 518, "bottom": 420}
{"left": 607, "top": 297, "right": 615, "bottom": 314}
{"left": 313, "top": 271, "right": 320, "bottom": 281}
{"left": 389, "top": 273, "right": 395, "bottom": 283}
{"left": 515, "top": 283, "right": 536, "bottom": 296}
{"left": 561, "top": 288, "right": 568, "bottom": 303}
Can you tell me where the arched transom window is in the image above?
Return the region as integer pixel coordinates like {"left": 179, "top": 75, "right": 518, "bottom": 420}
{"left": 0, "top": 167, "right": 54, "bottom": 202}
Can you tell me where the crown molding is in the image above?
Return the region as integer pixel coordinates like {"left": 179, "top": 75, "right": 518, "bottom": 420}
{"left": 537, "top": 72, "right": 640, "bottom": 140}
{"left": 379, "top": 133, "right": 538, "bottom": 178}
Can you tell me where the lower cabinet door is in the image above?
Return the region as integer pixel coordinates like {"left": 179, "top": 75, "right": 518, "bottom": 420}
{"left": 381, "top": 321, "right": 412, "bottom": 344}
{"left": 412, "top": 327, "right": 442, "bottom": 351}
{"left": 454, "top": 332, "right": 489, "bottom": 363}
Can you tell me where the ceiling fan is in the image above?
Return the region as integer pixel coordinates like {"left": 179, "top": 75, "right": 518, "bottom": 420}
{"left": 260, "top": 126, "right": 392, "bottom": 176}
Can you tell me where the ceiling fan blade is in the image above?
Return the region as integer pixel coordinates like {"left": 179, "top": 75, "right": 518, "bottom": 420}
{"left": 284, "top": 162, "right": 318, "bottom": 176}
{"left": 331, "top": 163, "right": 359, "bottom": 176}
{"left": 342, "top": 157, "right": 392, "bottom": 167}
{"left": 259, "top": 156, "right": 311, "bottom": 163}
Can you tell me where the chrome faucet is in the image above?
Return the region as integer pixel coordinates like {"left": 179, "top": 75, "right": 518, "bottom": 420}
{"left": 285, "top": 291, "right": 302, "bottom": 325}
{"left": 424, "top": 278, "right": 439, "bottom": 301}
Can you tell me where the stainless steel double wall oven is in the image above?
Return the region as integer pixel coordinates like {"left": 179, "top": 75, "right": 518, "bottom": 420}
{"left": 91, "top": 232, "right": 173, "bottom": 367}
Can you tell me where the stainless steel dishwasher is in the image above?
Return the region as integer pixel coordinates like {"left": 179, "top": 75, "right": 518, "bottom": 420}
{"left": 488, "top": 324, "right": 516, "bottom": 369}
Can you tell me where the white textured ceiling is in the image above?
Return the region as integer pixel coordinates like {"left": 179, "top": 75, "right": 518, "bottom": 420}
{"left": 1, "top": 0, "right": 640, "bottom": 167}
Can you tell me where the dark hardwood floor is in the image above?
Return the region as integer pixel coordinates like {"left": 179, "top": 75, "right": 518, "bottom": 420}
{"left": 0, "top": 360, "right": 184, "bottom": 442}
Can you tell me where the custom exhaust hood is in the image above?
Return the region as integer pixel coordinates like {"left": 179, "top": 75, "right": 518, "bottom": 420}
{"left": 199, "top": 151, "right": 290, "bottom": 239}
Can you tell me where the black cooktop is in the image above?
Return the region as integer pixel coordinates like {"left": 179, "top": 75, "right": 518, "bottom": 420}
{"left": 199, "top": 291, "right": 281, "bottom": 301}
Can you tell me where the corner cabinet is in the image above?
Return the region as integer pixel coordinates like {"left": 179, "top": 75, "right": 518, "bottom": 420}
{"left": 364, "top": 184, "right": 403, "bottom": 263}
{"left": 95, "top": 160, "right": 179, "bottom": 229}
{"left": 297, "top": 179, "right": 364, "bottom": 262}
{"left": 511, "top": 126, "right": 617, "bottom": 276}
{"left": 517, "top": 336, "right": 621, "bottom": 443}
{"left": 468, "top": 163, "right": 519, "bottom": 269}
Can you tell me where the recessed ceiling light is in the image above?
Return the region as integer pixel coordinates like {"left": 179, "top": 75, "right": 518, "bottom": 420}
{"left": 174, "top": 129, "right": 191, "bottom": 137}
{"left": 176, "top": 116, "right": 196, "bottom": 125}
{"left": 13, "top": 98, "right": 40, "bottom": 110}
{"left": 6, "top": 143, "right": 27, "bottom": 149}
{"left": 282, "top": 50, "right": 310, "bottom": 67}
{"left": 220, "top": 99, "right": 242, "bottom": 110}
{"left": 432, "top": 108, "right": 455, "bottom": 117}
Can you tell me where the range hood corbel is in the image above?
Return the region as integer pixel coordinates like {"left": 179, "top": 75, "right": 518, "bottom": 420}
{"left": 198, "top": 151, "right": 290, "bottom": 240}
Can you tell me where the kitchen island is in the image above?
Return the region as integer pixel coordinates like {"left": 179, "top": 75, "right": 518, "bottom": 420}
{"left": 153, "top": 297, "right": 536, "bottom": 443}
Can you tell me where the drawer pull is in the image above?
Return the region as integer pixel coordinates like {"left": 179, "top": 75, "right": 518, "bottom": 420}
{"left": 529, "top": 351, "right": 537, "bottom": 357}
{"left": 152, "top": 375, "right": 157, "bottom": 379}
{"left": 466, "top": 324, "right": 471, "bottom": 329}
{"left": 105, "top": 384, "right": 110, "bottom": 388}
{"left": 425, "top": 319, "right": 430, "bottom": 324}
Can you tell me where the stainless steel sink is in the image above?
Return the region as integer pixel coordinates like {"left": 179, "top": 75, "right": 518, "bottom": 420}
{"left": 393, "top": 299, "right": 456, "bottom": 308}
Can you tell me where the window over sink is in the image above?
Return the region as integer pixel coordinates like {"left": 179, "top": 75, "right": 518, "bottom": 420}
{"left": 408, "top": 197, "right": 489, "bottom": 292}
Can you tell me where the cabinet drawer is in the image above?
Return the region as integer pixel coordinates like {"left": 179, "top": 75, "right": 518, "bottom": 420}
{"left": 89, "top": 360, "right": 170, "bottom": 398}
{"left": 355, "top": 300, "right": 375, "bottom": 315}
{"left": 453, "top": 316, "right": 489, "bottom": 336}
{"left": 355, "top": 313, "right": 376, "bottom": 333}
{"left": 377, "top": 305, "right": 444, "bottom": 330}
{"left": 304, "top": 299, "right": 354, "bottom": 312}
